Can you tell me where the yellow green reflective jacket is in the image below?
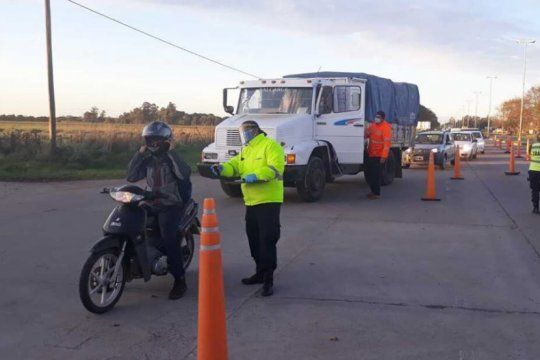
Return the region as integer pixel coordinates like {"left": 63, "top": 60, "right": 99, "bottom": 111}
{"left": 530, "top": 142, "right": 540, "bottom": 172}
{"left": 221, "top": 133, "right": 285, "bottom": 206}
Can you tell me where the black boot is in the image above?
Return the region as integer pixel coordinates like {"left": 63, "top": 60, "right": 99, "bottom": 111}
{"left": 533, "top": 205, "right": 539, "bottom": 214}
{"left": 261, "top": 272, "right": 274, "bottom": 297}
{"left": 241, "top": 271, "right": 264, "bottom": 285}
{"left": 169, "top": 276, "right": 187, "bottom": 300}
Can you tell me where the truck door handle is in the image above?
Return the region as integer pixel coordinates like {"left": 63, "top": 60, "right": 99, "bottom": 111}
{"left": 353, "top": 124, "right": 363, "bottom": 127}
{"left": 317, "top": 122, "right": 327, "bottom": 125}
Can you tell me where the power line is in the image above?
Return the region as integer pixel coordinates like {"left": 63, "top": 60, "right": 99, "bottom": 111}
{"left": 65, "top": 0, "right": 261, "bottom": 79}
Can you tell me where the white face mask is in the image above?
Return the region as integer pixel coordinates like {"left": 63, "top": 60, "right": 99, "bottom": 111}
{"left": 374, "top": 117, "right": 382, "bottom": 124}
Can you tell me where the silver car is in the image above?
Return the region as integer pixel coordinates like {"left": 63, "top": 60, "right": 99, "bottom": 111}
{"left": 453, "top": 132, "right": 478, "bottom": 160}
{"left": 405, "top": 131, "right": 456, "bottom": 169}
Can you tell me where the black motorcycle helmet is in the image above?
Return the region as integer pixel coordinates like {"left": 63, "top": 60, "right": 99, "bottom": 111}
{"left": 142, "top": 121, "right": 173, "bottom": 154}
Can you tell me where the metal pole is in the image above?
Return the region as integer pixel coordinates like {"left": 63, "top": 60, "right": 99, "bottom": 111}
{"left": 486, "top": 76, "right": 497, "bottom": 136}
{"left": 473, "top": 91, "right": 481, "bottom": 128}
{"left": 517, "top": 39, "right": 535, "bottom": 144}
{"left": 465, "top": 100, "right": 472, "bottom": 128}
{"left": 45, "top": 0, "right": 57, "bottom": 153}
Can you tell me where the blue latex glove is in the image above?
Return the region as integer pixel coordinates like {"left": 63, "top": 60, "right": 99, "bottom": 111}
{"left": 243, "top": 174, "right": 258, "bottom": 183}
{"left": 210, "top": 164, "right": 223, "bottom": 177}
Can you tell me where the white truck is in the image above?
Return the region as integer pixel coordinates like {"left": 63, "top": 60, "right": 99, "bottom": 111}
{"left": 198, "top": 72, "right": 420, "bottom": 202}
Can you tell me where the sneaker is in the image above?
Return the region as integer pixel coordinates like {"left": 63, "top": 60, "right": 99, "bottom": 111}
{"left": 367, "top": 194, "right": 380, "bottom": 200}
{"left": 241, "top": 273, "right": 264, "bottom": 285}
{"left": 169, "top": 277, "right": 187, "bottom": 300}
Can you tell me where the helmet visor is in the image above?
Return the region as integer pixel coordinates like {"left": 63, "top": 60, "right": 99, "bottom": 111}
{"left": 145, "top": 136, "right": 166, "bottom": 152}
{"left": 239, "top": 124, "right": 260, "bottom": 145}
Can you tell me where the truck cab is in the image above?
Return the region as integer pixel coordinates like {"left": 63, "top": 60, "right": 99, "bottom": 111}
{"left": 199, "top": 74, "right": 418, "bottom": 202}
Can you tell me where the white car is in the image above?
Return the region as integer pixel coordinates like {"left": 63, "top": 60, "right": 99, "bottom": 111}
{"left": 453, "top": 132, "right": 478, "bottom": 160}
{"left": 453, "top": 128, "right": 485, "bottom": 154}
{"left": 469, "top": 131, "right": 485, "bottom": 154}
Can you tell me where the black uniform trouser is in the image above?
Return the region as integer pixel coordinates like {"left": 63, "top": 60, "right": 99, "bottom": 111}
{"left": 155, "top": 205, "right": 185, "bottom": 279}
{"left": 245, "top": 203, "right": 281, "bottom": 275}
{"left": 529, "top": 170, "right": 540, "bottom": 208}
{"left": 365, "top": 156, "right": 382, "bottom": 196}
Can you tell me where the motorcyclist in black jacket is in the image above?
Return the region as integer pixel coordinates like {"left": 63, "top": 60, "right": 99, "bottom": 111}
{"left": 127, "top": 121, "right": 192, "bottom": 299}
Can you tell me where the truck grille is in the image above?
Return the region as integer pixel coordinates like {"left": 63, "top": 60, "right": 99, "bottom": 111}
{"left": 226, "top": 129, "right": 242, "bottom": 147}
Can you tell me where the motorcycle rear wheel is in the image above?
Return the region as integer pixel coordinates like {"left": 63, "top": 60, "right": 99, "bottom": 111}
{"left": 79, "top": 250, "right": 126, "bottom": 314}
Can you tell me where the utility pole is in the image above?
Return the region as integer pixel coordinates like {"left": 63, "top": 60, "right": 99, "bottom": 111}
{"left": 465, "top": 100, "right": 472, "bottom": 128}
{"left": 486, "top": 76, "right": 497, "bottom": 136}
{"left": 473, "top": 91, "right": 482, "bottom": 128}
{"left": 45, "top": 0, "right": 57, "bottom": 153}
{"left": 516, "top": 39, "right": 535, "bottom": 143}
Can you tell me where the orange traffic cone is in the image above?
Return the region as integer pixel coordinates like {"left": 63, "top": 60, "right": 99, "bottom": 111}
{"left": 198, "top": 198, "right": 228, "bottom": 360}
{"left": 505, "top": 136, "right": 511, "bottom": 154}
{"left": 504, "top": 145, "right": 520, "bottom": 176}
{"left": 451, "top": 146, "right": 464, "bottom": 180}
{"left": 422, "top": 151, "right": 441, "bottom": 201}
{"left": 526, "top": 138, "right": 531, "bottom": 161}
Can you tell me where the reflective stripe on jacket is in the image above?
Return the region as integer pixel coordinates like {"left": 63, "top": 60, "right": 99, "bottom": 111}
{"left": 221, "top": 133, "right": 285, "bottom": 206}
{"left": 530, "top": 142, "right": 540, "bottom": 172}
{"left": 366, "top": 121, "right": 392, "bottom": 158}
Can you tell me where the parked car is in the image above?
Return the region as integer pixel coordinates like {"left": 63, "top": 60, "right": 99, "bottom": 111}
{"left": 404, "top": 131, "right": 455, "bottom": 169}
{"left": 452, "top": 132, "right": 478, "bottom": 160}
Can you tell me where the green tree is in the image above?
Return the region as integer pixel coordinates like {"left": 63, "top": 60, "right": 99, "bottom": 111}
{"left": 418, "top": 105, "right": 440, "bottom": 129}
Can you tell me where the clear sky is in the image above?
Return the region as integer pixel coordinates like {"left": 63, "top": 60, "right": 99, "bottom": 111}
{"left": 1, "top": 0, "right": 539, "bottom": 123}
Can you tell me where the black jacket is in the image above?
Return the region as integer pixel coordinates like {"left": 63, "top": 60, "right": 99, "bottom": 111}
{"left": 126, "top": 150, "right": 192, "bottom": 207}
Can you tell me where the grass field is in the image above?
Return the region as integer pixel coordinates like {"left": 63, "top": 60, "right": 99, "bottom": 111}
{"left": 0, "top": 121, "right": 213, "bottom": 181}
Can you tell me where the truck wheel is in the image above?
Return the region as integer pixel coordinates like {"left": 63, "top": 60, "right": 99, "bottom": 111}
{"left": 297, "top": 157, "right": 326, "bottom": 202}
{"left": 381, "top": 151, "right": 396, "bottom": 186}
{"left": 220, "top": 180, "right": 242, "bottom": 198}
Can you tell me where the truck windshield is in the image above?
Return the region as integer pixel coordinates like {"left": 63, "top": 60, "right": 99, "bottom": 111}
{"left": 238, "top": 87, "right": 313, "bottom": 115}
{"left": 415, "top": 133, "right": 443, "bottom": 144}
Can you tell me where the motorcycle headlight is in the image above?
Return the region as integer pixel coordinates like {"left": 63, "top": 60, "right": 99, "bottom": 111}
{"left": 405, "top": 148, "right": 412, "bottom": 153}
{"left": 110, "top": 191, "right": 144, "bottom": 203}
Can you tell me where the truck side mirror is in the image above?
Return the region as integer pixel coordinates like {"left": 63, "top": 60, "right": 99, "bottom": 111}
{"left": 223, "top": 88, "right": 235, "bottom": 115}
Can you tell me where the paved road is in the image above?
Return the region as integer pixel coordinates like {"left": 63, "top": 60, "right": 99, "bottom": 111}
{"left": 1, "top": 144, "right": 540, "bottom": 360}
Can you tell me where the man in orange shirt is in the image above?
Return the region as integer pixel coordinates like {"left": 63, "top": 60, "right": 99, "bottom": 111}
{"left": 365, "top": 111, "right": 392, "bottom": 199}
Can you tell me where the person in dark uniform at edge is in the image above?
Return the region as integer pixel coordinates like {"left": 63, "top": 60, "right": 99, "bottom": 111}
{"left": 126, "top": 121, "right": 192, "bottom": 299}
{"left": 211, "top": 121, "right": 285, "bottom": 297}
{"left": 365, "top": 111, "right": 392, "bottom": 199}
{"left": 528, "top": 134, "right": 540, "bottom": 214}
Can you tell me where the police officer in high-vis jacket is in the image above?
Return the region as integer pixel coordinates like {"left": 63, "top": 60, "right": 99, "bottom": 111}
{"left": 528, "top": 135, "right": 540, "bottom": 214}
{"left": 212, "top": 121, "right": 285, "bottom": 296}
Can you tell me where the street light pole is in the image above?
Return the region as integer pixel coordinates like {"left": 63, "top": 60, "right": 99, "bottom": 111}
{"left": 473, "top": 91, "right": 481, "bottom": 128}
{"left": 516, "top": 39, "right": 535, "bottom": 144}
{"left": 465, "top": 100, "right": 472, "bottom": 128}
{"left": 486, "top": 76, "right": 497, "bottom": 136}
{"left": 45, "top": 0, "right": 57, "bottom": 153}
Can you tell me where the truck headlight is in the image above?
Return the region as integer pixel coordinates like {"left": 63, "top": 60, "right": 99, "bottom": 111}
{"left": 431, "top": 148, "right": 438, "bottom": 153}
{"left": 203, "top": 152, "right": 218, "bottom": 160}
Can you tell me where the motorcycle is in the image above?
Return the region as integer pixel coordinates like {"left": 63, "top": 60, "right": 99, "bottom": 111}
{"left": 79, "top": 184, "right": 200, "bottom": 314}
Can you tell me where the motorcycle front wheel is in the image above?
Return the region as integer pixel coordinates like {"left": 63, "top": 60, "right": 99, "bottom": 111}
{"left": 79, "top": 250, "right": 126, "bottom": 314}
